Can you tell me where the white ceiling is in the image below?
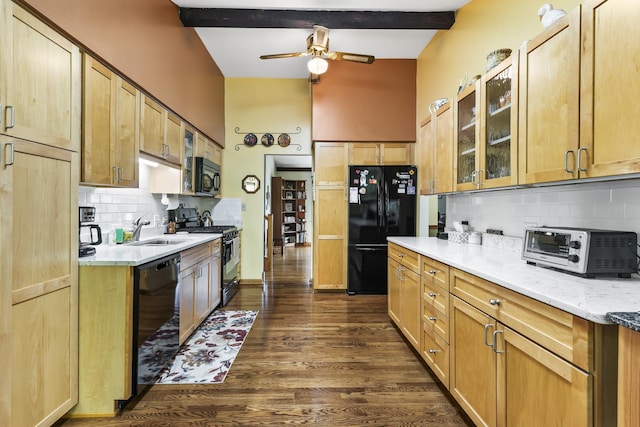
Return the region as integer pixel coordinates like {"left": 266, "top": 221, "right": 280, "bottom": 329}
{"left": 170, "top": 0, "right": 471, "bottom": 78}
{"left": 170, "top": 1, "right": 471, "bottom": 168}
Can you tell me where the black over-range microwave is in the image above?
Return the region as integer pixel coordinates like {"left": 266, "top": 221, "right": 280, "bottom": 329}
{"left": 195, "top": 157, "right": 221, "bottom": 197}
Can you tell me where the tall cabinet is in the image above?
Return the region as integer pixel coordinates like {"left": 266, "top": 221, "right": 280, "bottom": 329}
{"left": 0, "top": 1, "right": 80, "bottom": 425}
{"left": 313, "top": 142, "right": 348, "bottom": 291}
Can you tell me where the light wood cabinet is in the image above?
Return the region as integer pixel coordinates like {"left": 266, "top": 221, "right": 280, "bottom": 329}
{"left": 314, "top": 142, "right": 348, "bottom": 185}
{"left": 0, "top": 2, "right": 80, "bottom": 151}
{"left": 387, "top": 243, "right": 421, "bottom": 350}
{"left": 196, "top": 132, "right": 222, "bottom": 165}
{"left": 479, "top": 54, "right": 518, "bottom": 189}
{"left": 349, "top": 142, "right": 414, "bottom": 165}
{"left": 0, "top": 3, "right": 80, "bottom": 425}
{"left": 450, "top": 268, "right": 593, "bottom": 427}
{"left": 418, "top": 115, "right": 435, "bottom": 194}
{"left": 179, "top": 242, "right": 214, "bottom": 343}
{"left": 313, "top": 142, "right": 348, "bottom": 290}
{"left": 140, "top": 94, "right": 180, "bottom": 165}
{"left": 420, "top": 103, "right": 454, "bottom": 195}
{"left": 421, "top": 257, "right": 450, "bottom": 387}
{"left": 617, "top": 326, "right": 640, "bottom": 427}
{"left": 580, "top": 0, "right": 640, "bottom": 179}
{"left": 2, "top": 139, "right": 80, "bottom": 424}
{"left": 313, "top": 186, "right": 347, "bottom": 290}
{"left": 165, "top": 112, "right": 183, "bottom": 166}
{"left": 82, "top": 54, "right": 139, "bottom": 187}
{"left": 453, "top": 81, "right": 481, "bottom": 192}
{"left": 210, "top": 239, "right": 222, "bottom": 311}
{"left": 72, "top": 266, "right": 134, "bottom": 416}
{"left": 518, "top": 8, "right": 581, "bottom": 184}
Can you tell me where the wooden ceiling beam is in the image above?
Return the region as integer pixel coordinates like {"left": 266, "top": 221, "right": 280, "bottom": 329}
{"left": 178, "top": 8, "right": 455, "bottom": 30}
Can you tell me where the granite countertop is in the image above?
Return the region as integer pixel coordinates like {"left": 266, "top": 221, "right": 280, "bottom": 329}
{"left": 388, "top": 236, "right": 640, "bottom": 325}
{"left": 78, "top": 233, "right": 222, "bottom": 267}
{"left": 606, "top": 312, "right": 640, "bottom": 332}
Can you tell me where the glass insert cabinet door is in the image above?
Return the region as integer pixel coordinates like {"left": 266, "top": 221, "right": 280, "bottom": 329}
{"left": 480, "top": 54, "right": 518, "bottom": 189}
{"left": 455, "top": 81, "right": 480, "bottom": 191}
{"left": 183, "top": 128, "right": 194, "bottom": 193}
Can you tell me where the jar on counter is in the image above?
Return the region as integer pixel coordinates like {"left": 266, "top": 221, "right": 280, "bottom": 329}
{"left": 469, "top": 232, "right": 482, "bottom": 245}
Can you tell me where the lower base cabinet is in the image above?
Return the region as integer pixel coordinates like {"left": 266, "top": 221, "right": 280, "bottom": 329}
{"left": 388, "top": 243, "right": 617, "bottom": 427}
{"left": 617, "top": 326, "right": 640, "bottom": 427}
{"left": 179, "top": 240, "right": 221, "bottom": 344}
{"left": 387, "top": 245, "right": 421, "bottom": 350}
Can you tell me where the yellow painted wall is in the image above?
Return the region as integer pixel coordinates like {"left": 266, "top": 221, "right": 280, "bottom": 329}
{"left": 224, "top": 79, "right": 312, "bottom": 281}
{"left": 416, "top": 0, "right": 580, "bottom": 122}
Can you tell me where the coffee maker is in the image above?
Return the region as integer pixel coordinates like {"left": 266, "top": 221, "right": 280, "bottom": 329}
{"left": 79, "top": 206, "right": 102, "bottom": 257}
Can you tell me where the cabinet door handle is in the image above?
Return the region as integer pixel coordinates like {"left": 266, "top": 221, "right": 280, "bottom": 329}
{"left": 428, "top": 316, "right": 437, "bottom": 322}
{"left": 564, "top": 150, "right": 575, "bottom": 173}
{"left": 484, "top": 323, "right": 494, "bottom": 347}
{"left": 428, "top": 269, "right": 436, "bottom": 275}
{"left": 119, "top": 167, "right": 124, "bottom": 183}
{"left": 489, "top": 298, "right": 501, "bottom": 306}
{"left": 492, "top": 330, "right": 504, "bottom": 354}
{"left": 577, "top": 147, "right": 588, "bottom": 172}
{"left": 428, "top": 349, "right": 437, "bottom": 354}
{"left": 397, "top": 253, "right": 405, "bottom": 258}
{"left": 5, "top": 105, "right": 15, "bottom": 129}
{"left": 4, "top": 143, "right": 14, "bottom": 166}
{"left": 427, "top": 292, "right": 437, "bottom": 298}
{"left": 112, "top": 166, "right": 118, "bottom": 184}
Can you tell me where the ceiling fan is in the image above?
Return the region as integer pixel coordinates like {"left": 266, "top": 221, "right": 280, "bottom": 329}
{"left": 259, "top": 25, "right": 375, "bottom": 75}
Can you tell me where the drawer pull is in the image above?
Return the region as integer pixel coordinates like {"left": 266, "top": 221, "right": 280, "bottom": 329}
{"left": 489, "top": 298, "right": 501, "bottom": 306}
{"left": 428, "top": 269, "right": 436, "bottom": 275}
{"left": 427, "top": 292, "right": 437, "bottom": 298}
{"left": 428, "top": 349, "right": 437, "bottom": 354}
{"left": 398, "top": 253, "right": 405, "bottom": 258}
{"left": 428, "top": 316, "right": 437, "bottom": 322}
{"left": 484, "top": 323, "right": 494, "bottom": 347}
{"left": 492, "top": 330, "right": 504, "bottom": 354}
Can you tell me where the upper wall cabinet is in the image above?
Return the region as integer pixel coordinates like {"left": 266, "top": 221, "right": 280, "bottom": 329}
{"left": 348, "top": 143, "right": 414, "bottom": 166}
{"left": 580, "top": 0, "right": 640, "bottom": 179}
{"left": 479, "top": 53, "right": 519, "bottom": 189}
{"left": 518, "top": 8, "right": 580, "bottom": 185}
{"left": 0, "top": 2, "right": 80, "bottom": 152}
{"left": 82, "top": 55, "right": 140, "bottom": 187}
{"left": 196, "top": 133, "right": 222, "bottom": 165}
{"left": 140, "top": 94, "right": 180, "bottom": 165}
{"left": 453, "top": 81, "right": 481, "bottom": 192}
{"left": 419, "top": 102, "right": 453, "bottom": 195}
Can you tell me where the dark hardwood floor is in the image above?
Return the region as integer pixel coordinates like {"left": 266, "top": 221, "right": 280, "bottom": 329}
{"left": 58, "top": 246, "right": 472, "bottom": 426}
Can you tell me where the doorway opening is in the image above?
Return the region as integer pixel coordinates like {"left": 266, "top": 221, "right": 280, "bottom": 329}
{"left": 263, "top": 155, "right": 313, "bottom": 275}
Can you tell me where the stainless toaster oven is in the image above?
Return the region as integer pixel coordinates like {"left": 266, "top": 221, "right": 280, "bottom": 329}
{"left": 522, "top": 227, "right": 637, "bottom": 278}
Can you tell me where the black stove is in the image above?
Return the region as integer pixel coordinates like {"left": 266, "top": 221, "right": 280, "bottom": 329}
{"left": 185, "top": 225, "right": 237, "bottom": 235}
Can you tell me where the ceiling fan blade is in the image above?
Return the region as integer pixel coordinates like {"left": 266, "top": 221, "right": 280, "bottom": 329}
{"left": 327, "top": 51, "right": 376, "bottom": 64}
{"left": 260, "top": 52, "right": 308, "bottom": 60}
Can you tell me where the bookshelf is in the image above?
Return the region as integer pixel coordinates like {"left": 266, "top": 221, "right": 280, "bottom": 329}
{"left": 271, "top": 177, "right": 307, "bottom": 248}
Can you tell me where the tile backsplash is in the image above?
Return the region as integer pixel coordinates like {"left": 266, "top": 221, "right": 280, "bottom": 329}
{"left": 79, "top": 164, "right": 242, "bottom": 242}
{"left": 446, "top": 178, "right": 640, "bottom": 238}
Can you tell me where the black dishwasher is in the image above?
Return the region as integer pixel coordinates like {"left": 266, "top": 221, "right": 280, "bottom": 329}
{"left": 131, "top": 253, "right": 181, "bottom": 397}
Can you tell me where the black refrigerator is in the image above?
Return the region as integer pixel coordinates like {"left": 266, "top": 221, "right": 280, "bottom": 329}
{"left": 348, "top": 165, "right": 417, "bottom": 295}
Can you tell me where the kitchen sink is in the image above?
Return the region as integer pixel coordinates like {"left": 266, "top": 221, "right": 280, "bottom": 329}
{"left": 127, "top": 239, "right": 188, "bottom": 246}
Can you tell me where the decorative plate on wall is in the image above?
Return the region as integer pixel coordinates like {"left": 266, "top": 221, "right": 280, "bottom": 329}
{"left": 278, "top": 133, "right": 291, "bottom": 147}
{"left": 261, "top": 133, "right": 274, "bottom": 146}
{"left": 244, "top": 133, "right": 258, "bottom": 146}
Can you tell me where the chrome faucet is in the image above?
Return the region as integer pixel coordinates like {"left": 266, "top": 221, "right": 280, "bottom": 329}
{"left": 132, "top": 216, "right": 151, "bottom": 241}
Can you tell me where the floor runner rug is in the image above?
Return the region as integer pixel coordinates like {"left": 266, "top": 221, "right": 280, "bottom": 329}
{"left": 155, "top": 309, "right": 258, "bottom": 384}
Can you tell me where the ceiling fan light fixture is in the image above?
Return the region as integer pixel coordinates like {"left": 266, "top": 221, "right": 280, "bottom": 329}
{"left": 307, "top": 56, "right": 328, "bottom": 75}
